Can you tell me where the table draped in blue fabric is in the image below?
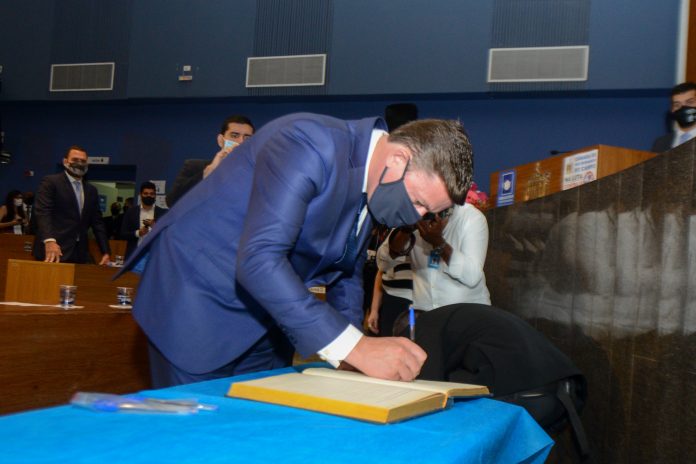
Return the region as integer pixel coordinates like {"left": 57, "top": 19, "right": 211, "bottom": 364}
{"left": 0, "top": 365, "right": 553, "bottom": 463}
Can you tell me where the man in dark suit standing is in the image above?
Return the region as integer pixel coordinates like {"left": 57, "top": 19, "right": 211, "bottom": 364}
{"left": 33, "top": 146, "right": 110, "bottom": 264}
{"left": 120, "top": 181, "right": 167, "bottom": 259}
{"left": 166, "top": 115, "right": 255, "bottom": 207}
{"left": 651, "top": 82, "right": 696, "bottom": 152}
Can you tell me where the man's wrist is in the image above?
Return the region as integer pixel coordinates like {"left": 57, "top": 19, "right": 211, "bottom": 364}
{"left": 317, "top": 325, "right": 363, "bottom": 367}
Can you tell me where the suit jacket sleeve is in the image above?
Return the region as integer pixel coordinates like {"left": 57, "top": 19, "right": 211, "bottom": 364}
{"left": 119, "top": 206, "right": 140, "bottom": 241}
{"left": 33, "top": 175, "right": 60, "bottom": 243}
{"left": 235, "top": 122, "right": 359, "bottom": 356}
{"left": 166, "top": 159, "right": 208, "bottom": 207}
{"left": 86, "top": 185, "right": 111, "bottom": 255}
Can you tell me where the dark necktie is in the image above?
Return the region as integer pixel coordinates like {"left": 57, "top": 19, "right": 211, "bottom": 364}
{"left": 73, "top": 181, "right": 83, "bottom": 213}
{"left": 333, "top": 193, "right": 368, "bottom": 273}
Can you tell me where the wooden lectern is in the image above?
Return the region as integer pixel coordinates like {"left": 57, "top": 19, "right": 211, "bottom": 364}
{"left": 489, "top": 145, "right": 656, "bottom": 206}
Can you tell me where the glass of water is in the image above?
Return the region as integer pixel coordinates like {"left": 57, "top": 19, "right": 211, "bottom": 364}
{"left": 59, "top": 285, "right": 77, "bottom": 309}
{"left": 116, "top": 287, "right": 133, "bottom": 307}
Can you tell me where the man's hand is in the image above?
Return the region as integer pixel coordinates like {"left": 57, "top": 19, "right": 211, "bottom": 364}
{"left": 99, "top": 253, "right": 110, "bottom": 266}
{"left": 366, "top": 307, "right": 380, "bottom": 334}
{"left": 388, "top": 226, "right": 415, "bottom": 258}
{"left": 416, "top": 214, "right": 447, "bottom": 246}
{"left": 138, "top": 226, "right": 150, "bottom": 237}
{"left": 344, "top": 336, "right": 427, "bottom": 381}
{"left": 203, "top": 144, "right": 237, "bottom": 179}
{"left": 44, "top": 241, "right": 62, "bottom": 263}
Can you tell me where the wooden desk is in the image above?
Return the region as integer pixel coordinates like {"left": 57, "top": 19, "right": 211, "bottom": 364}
{"left": 0, "top": 236, "right": 129, "bottom": 298}
{"left": 74, "top": 264, "right": 139, "bottom": 305}
{"left": 0, "top": 301, "right": 150, "bottom": 415}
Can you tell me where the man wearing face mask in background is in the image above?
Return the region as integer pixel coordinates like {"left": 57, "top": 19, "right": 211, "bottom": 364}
{"left": 651, "top": 82, "right": 696, "bottom": 152}
{"left": 120, "top": 181, "right": 168, "bottom": 259}
{"left": 166, "top": 115, "right": 255, "bottom": 207}
{"left": 117, "top": 113, "right": 473, "bottom": 388}
{"left": 32, "top": 145, "right": 111, "bottom": 264}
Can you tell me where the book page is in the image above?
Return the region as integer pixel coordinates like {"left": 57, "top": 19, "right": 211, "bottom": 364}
{"left": 301, "top": 368, "right": 489, "bottom": 397}
{"left": 233, "top": 373, "right": 442, "bottom": 409}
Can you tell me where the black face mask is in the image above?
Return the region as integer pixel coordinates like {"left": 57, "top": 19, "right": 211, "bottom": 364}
{"left": 367, "top": 161, "right": 422, "bottom": 228}
{"left": 672, "top": 106, "right": 696, "bottom": 128}
{"left": 64, "top": 161, "right": 88, "bottom": 177}
{"left": 141, "top": 196, "right": 156, "bottom": 206}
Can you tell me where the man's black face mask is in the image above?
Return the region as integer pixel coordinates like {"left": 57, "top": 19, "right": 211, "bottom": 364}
{"left": 672, "top": 106, "right": 696, "bottom": 128}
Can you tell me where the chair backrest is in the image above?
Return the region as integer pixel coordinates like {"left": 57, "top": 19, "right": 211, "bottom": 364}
{"left": 5, "top": 259, "right": 75, "bottom": 304}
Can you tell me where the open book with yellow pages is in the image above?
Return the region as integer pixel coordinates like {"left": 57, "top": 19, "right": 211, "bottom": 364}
{"left": 226, "top": 367, "right": 490, "bottom": 424}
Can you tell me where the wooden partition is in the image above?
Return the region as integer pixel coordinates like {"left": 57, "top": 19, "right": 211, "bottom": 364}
{"left": 0, "top": 235, "right": 35, "bottom": 297}
{"left": 484, "top": 141, "right": 696, "bottom": 462}
{"left": 5, "top": 259, "right": 75, "bottom": 304}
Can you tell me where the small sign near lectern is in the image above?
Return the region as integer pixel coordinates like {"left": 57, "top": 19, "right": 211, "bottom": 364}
{"left": 562, "top": 149, "right": 598, "bottom": 190}
{"left": 496, "top": 170, "right": 516, "bottom": 207}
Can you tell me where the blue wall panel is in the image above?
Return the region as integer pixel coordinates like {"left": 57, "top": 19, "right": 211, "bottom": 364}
{"left": 330, "top": 0, "right": 494, "bottom": 94}
{"left": 0, "top": 0, "right": 683, "bottom": 100}
{"left": 127, "top": 0, "right": 256, "bottom": 98}
{"left": 0, "top": 93, "right": 667, "bottom": 197}
{"left": 49, "top": 0, "right": 133, "bottom": 100}
{"left": 0, "top": 1, "right": 55, "bottom": 100}
{"left": 588, "top": 0, "right": 680, "bottom": 90}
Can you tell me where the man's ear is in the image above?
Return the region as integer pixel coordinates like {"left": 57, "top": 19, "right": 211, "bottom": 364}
{"left": 216, "top": 134, "right": 224, "bottom": 148}
{"left": 384, "top": 144, "right": 411, "bottom": 170}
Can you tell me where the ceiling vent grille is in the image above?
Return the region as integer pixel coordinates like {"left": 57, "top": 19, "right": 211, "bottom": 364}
{"left": 49, "top": 62, "right": 115, "bottom": 92}
{"left": 246, "top": 54, "right": 326, "bottom": 88}
{"left": 487, "top": 46, "right": 589, "bottom": 83}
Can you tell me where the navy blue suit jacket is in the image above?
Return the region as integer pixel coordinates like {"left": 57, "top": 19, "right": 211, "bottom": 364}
{"left": 122, "top": 113, "right": 383, "bottom": 373}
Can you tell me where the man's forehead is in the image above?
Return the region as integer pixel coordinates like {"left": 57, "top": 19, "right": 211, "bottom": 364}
{"left": 66, "top": 150, "right": 87, "bottom": 160}
{"left": 225, "top": 123, "right": 254, "bottom": 134}
{"left": 673, "top": 90, "right": 696, "bottom": 102}
{"left": 142, "top": 189, "right": 156, "bottom": 195}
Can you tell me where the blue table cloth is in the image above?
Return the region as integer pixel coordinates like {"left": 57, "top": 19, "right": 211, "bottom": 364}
{"left": 0, "top": 366, "right": 553, "bottom": 463}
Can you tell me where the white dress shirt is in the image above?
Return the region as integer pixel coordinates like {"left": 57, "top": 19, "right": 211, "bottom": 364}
{"left": 317, "top": 128, "right": 386, "bottom": 367}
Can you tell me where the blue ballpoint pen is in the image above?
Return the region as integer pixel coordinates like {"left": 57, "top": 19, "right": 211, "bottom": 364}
{"left": 409, "top": 306, "right": 416, "bottom": 341}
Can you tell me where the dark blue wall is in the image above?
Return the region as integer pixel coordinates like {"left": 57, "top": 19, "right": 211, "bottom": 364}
{"left": 0, "top": 92, "right": 668, "bottom": 195}
{"left": 0, "top": 0, "right": 680, "bottom": 195}
{"left": 0, "top": 0, "right": 681, "bottom": 99}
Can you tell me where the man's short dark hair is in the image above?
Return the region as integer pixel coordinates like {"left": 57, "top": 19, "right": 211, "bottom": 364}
{"left": 220, "top": 115, "right": 255, "bottom": 135}
{"left": 140, "top": 181, "right": 157, "bottom": 193}
{"left": 671, "top": 82, "right": 696, "bottom": 97}
{"left": 389, "top": 119, "right": 473, "bottom": 206}
{"left": 64, "top": 145, "right": 87, "bottom": 159}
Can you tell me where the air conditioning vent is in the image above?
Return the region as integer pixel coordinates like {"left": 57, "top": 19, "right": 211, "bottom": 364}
{"left": 246, "top": 54, "right": 326, "bottom": 88}
{"left": 487, "top": 46, "right": 588, "bottom": 83}
{"left": 50, "top": 62, "right": 115, "bottom": 92}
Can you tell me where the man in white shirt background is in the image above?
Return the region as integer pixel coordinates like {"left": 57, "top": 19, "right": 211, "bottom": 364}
{"left": 120, "top": 181, "right": 167, "bottom": 259}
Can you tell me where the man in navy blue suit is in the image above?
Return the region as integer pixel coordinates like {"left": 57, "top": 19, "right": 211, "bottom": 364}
{"left": 121, "top": 113, "right": 474, "bottom": 387}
